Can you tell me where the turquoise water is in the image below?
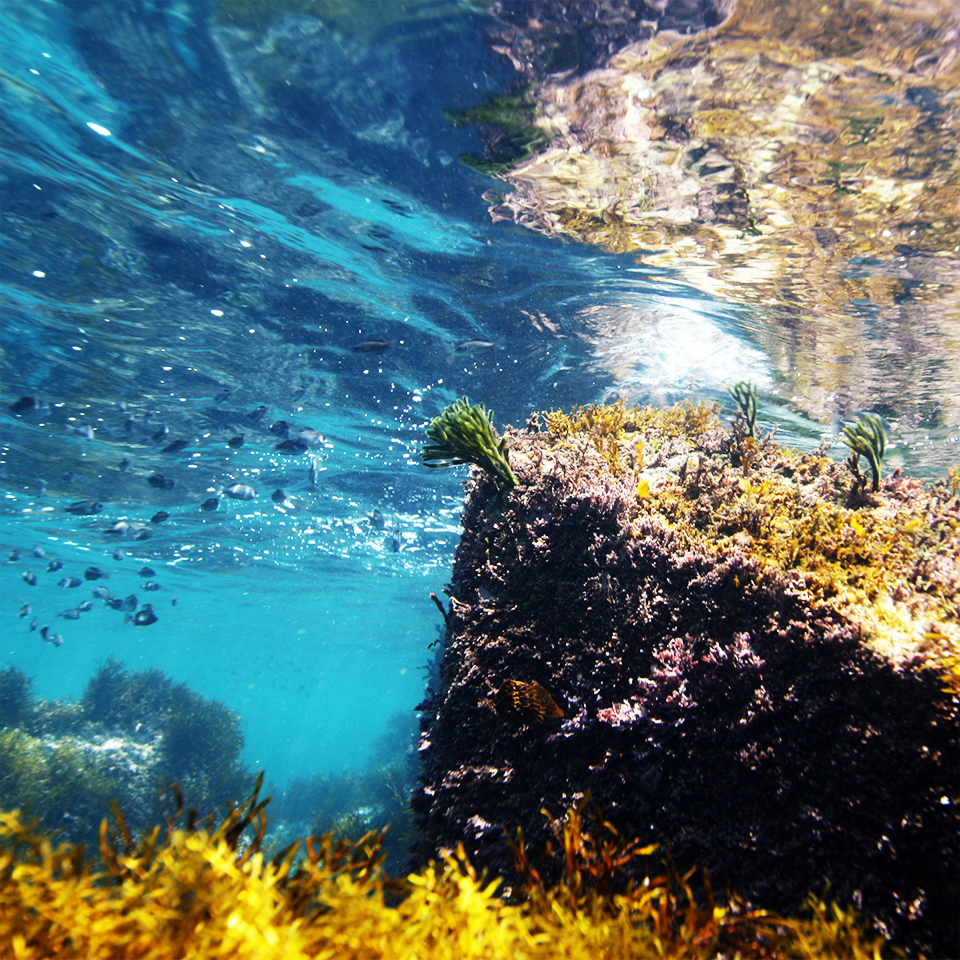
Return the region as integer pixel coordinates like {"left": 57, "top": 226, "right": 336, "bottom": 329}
{"left": 0, "top": 0, "right": 955, "bottom": 793}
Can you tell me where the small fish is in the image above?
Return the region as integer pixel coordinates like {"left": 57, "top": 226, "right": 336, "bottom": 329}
{"left": 113, "top": 548, "right": 125, "bottom": 561}
{"left": 133, "top": 607, "right": 158, "bottom": 626}
{"left": 22, "top": 572, "right": 37, "bottom": 586}
{"left": 291, "top": 426, "right": 323, "bottom": 446}
{"left": 41, "top": 627, "right": 63, "bottom": 646}
{"left": 142, "top": 581, "right": 161, "bottom": 591}
{"left": 84, "top": 566, "right": 108, "bottom": 581}
{"left": 269, "top": 420, "right": 291, "bottom": 437}
{"left": 494, "top": 679, "right": 565, "bottom": 723}
{"left": 224, "top": 483, "right": 257, "bottom": 500}
{"left": 247, "top": 405, "right": 268, "bottom": 421}
{"left": 275, "top": 438, "right": 307, "bottom": 455}
{"left": 39, "top": 625, "right": 49, "bottom": 641}
{"left": 29, "top": 617, "right": 38, "bottom": 632}
{"left": 19, "top": 604, "right": 31, "bottom": 618}
{"left": 171, "top": 597, "right": 179, "bottom": 607}
{"left": 58, "top": 576, "right": 83, "bottom": 588}
{"left": 227, "top": 434, "right": 245, "bottom": 448}
{"left": 151, "top": 425, "right": 169, "bottom": 441}
{"left": 456, "top": 339, "right": 496, "bottom": 354}
{"left": 76, "top": 600, "right": 93, "bottom": 612}
{"left": 59, "top": 608, "right": 81, "bottom": 620}
{"left": 32, "top": 546, "right": 46, "bottom": 558}
{"left": 370, "top": 509, "right": 385, "bottom": 530}
{"left": 150, "top": 511, "right": 170, "bottom": 524}
{"left": 92, "top": 586, "right": 112, "bottom": 600}
{"left": 8, "top": 550, "right": 21, "bottom": 562}
{"left": 308, "top": 460, "right": 318, "bottom": 486}
{"left": 65, "top": 500, "right": 104, "bottom": 515}
{"left": 162, "top": 438, "right": 190, "bottom": 454}
{"left": 47, "top": 560, "right": 63, "bottom": 573}
{"left": 106, "top": 520, "right": 130, "bottom": 536}
{"left": 271, "top": 488, "right": 287, "bottom": 504}
{"left": 106, "top": 598, "right": 124, "bottom": 610}
{"left": 214, "top": 387, "right": 232, "bottom": 403}
{"left": 134, "top": 528, "right": 152, "bottom": 541}
{"left": 290, "top": 385, "right": 306, "bottom": 402}
{"left": 120, "top": 594, "right": 137, "bottom": 612}
{"left": 201, "top": 497, "right": 220, "bottom": 511}
{"left": 147, "top": 473, "right": 175, "bottom": 489}
{"left": 389, "top": 532, "right": 401, "bottom": 553}
{"left": 138, "top": 566, "right": 156, "bottom": 578}
{"left": 351, "top": 339, "right": 391, "bottom": 354}
{"left": 10, "top": 396, "right": 38, "bottom": 414}
{"left": 118, "top": 458, "right": 131, "bottom": 471}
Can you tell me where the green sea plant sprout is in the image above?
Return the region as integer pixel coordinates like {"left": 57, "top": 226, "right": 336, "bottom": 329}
{"left": 420, "top": 397, "right": 518, "bottom": 492}
{"left": 729, "top": 382, "right": 758, "bottom": 438}
{"left": 841, "top": 413, "right": 886, "bottom": 492}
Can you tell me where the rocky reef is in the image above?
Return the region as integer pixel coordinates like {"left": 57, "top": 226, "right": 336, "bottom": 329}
{"left": 412, "top": 400, "right": 959, "bottom": 955}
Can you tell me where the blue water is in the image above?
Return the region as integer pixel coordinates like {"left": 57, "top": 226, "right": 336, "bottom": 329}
{"left": 0, "top": 1, "right": 954, "bottom": 788}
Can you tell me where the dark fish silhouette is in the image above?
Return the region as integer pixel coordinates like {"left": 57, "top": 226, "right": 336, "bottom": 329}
{"left": 120, "top": 594, "right": 137, "bottom": 612}
{"left": 92, "top": 586, "right": 112, "bottom": 600}
{"left": 138, "top": 566, "right": 156, "bottom": 578}
{"left": 224, "top": 483, "right": 257, "bottom": 500}
{"left": 269, "top": 420, "right": 291, "bottom": 436}
{"left": 201, "top": 497, "right": 220, "bottom": 511}
{"left": 8, "top": 550, "right": 20, "bottom": 561}
{"left": 32, "top": 546, "right": 46, "bottom": 558}
{"left": 275, "top": 438, "right": 307, "bottom": 455}
{"left": 370, "top": 509, "right": 385, "bottom": 530}
{"left": 151, "top": 511, "right": 170, "bottom": 524}
{"left": 76, "top": 600, "right": 93, "bottom": 612}
{"left": 227, "top": 434, "right": 245, "bottom": 448}
{"left": 10, "top": 396, "right": 38, "bottom": 414}
{"left": 148, "top": 473, "right": 175, "bottom": 490}
{"left": 133, "top": 605, "right": 157, "bottom": 626}
{"left": 84, "top": 566, "right": 108, "bottom": 581}
{"left": 214, "top": 387, "right": 232, "bottom": 403}
{"left": 142, "top": 581, "right": 161, "bottom": 591}
{"left": 41, "top": 627, "right": 63, "bottom": 646}
{"left": 113, "top": 548, "right": 125, "bottom": 561}
{"left": 47, "top": 560, "right": 63, "bottom": 572}
{"left": 19, "top": 604, "right": 31, "bottom": 618}
{"left": 22, "top": 572, "right": 37, "bottom": 586}
{"left": 65, "top": 500, "right": 104, "bottom": 515}
{"left": 271, "top": 488, "right": 287, "bottom": 504}
{"left": 163, "top": 439, "right": 189, "bottom": 454}
{"left": 351, "top": 339, "right": 391, "bottom": 354}
{"left": 494, "top": 680, "right": 564, "bottom": 723}
{"left": 59, "top": 608, "right": 81, "bottom": 620}
{"left": 247, "top": 405, "right": 268, "bottom": 421}
{"left": 151, "top": 425, "right": 169, "bottom": 441}
{"left": 118, "top": 458, "right": 131, "bottom": 471}
{"left": 58, "top": 577, "right": 83, "bottom": 588}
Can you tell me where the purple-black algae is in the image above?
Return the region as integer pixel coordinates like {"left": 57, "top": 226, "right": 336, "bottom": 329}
{"left": 411, "top": 401, "right": 959, "bottom": 956}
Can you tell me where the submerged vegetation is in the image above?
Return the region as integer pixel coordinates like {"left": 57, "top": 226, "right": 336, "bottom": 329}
{"left": 0, "top": 659, "right": 251, "bottom": 849}
{"left": 0, "top": 779, "right": 890, "bottom": 959}
{"left": 421, "top": 396, "right": 519, "bottom": 492}
{"left": 842, "top": 412, "right": 887, "bottom": 492}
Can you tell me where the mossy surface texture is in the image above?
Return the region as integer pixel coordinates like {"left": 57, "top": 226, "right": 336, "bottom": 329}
{"left": 413, "top": 400, "right": 959, "bottom": 957}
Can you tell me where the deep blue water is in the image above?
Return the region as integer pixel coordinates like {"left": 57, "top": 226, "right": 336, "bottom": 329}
{"left": 0, "top": 1, "right": 954, "bottom": 787}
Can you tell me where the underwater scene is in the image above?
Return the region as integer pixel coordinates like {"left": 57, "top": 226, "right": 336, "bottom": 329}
{"left": 1, "top": 1, "right": 958, "bottom": 957}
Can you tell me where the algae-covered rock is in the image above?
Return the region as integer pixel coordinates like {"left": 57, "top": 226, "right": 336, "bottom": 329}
{"left": 412, "top": 401, "right": 959, "bottom": 955}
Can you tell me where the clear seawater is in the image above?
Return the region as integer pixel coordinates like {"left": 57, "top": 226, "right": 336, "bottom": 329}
{"left": 0, "top": 1, "right": 956, "bottom": 791}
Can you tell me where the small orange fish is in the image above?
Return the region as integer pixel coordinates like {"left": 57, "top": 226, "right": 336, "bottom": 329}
{"left": 494, "top": 679, "right": 564, "bottom": 723}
